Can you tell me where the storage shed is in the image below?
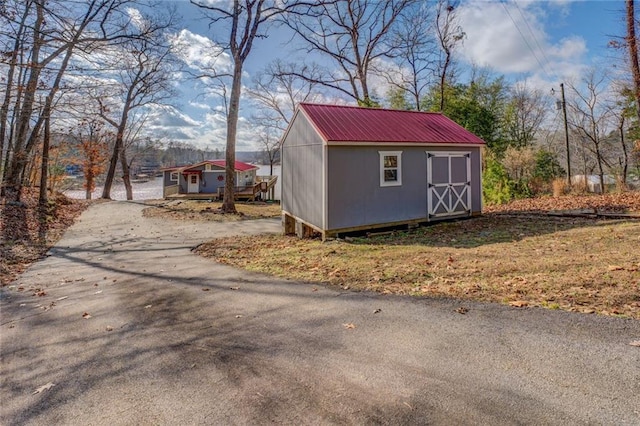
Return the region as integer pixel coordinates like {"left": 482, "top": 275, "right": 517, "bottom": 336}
{"left": 281, "top": 103, "right": 486, "bottom": 239}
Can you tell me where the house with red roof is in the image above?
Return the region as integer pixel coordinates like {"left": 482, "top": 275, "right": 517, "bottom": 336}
{"left": 281, "top": 103, "right": 486, "bottom": 239}
{"left": 162, "top": 160, "right": 263, "bottom": 199}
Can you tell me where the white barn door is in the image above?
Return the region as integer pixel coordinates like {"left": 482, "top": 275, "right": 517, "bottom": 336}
{"left": 427, "top": 152, "right": 471, "bottom": 219}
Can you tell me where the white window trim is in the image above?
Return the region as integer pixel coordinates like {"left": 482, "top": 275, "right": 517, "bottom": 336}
{"left": 170, "top": 171, "right": 178, "bottom": 182}
{"left": 379, "top": 151, "right": 402, "bottom": 187}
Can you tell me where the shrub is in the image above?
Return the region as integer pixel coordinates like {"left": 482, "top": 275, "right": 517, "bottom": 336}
{"left": 483, "top": 154, "right": 513, "bottom": 205}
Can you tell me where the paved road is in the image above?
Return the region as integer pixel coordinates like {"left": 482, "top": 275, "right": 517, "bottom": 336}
{"left": 1, "top": 201, "right": 639, "bottom": 425}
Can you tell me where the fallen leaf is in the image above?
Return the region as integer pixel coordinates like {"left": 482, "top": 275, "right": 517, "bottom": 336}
{"left": 509, "top": 301, "right": 529, "bottom": 308}
{"left": 343, "top": 323, "right": 356, "bottom": 329}
{"left": 144, "top": 305, "right": 152, "bottom": 309}
{"left": 456, "top": 307, "right": 469, "bottom": 314}
{"left": 607, "top": 265, "right": 624, "bottom": 272}
{"left": 94, "top": 290, "right": 102, "bottom": 294}
{"left": 56, "top": 296, "right": 68, "bottom": 301}
{"left": 630, "top": 340, "right": 640, "bottom": 347}
{"left": 106, "top": 326, "right": 113, "bottom": 332}
{"left": 32, "top": 382, "right": 55, "bottom": 395}
{"left": 312, "top": 288, "right": 318, "bottom": 292}
{"left": 229, "top": 286, "right": 239, "bottom": 290}
{"left": 235, "top": 315, "right": 243, "bottom": 318}
{"left": 373, "top": 308, "right": 382, "bottom": 314}
{"left": 34, "top": 290, "right": 46, "bottom": 297}
{"left": 202, "top": 288, "right": 210, "bottom": 291}
{"left": 82, "top": 312, "right": 91, "bottom": 319}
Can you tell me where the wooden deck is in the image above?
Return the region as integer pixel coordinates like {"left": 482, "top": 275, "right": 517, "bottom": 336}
{"left": 165, "top": 175, "right": 278, "bottom": 201}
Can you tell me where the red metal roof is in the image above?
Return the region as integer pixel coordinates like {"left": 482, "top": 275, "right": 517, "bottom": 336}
{"left": 299, "top": 103, "right": 485, "bottom": 145}
{"left": 208, "top": 160, "right": 258, "bottom": 172}
{"left": 179, "top": 160, "right": 258, "bottom": 172}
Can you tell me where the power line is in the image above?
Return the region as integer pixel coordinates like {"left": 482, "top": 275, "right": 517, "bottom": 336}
{"left": 513, "top": 0, "right": 559, "bottom": 82}
{"left": 500, "top": 1, "right": 556, "bottom": 82}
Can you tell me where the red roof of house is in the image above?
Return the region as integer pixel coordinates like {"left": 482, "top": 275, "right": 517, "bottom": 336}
{"left": 165, "top": 160, "right": 258, "bottom": 172}
{"left": 208, "top": 160, "right": 258, "bottom": 172}
{"left": 299, "top": 103, "right": 485, "bottom": 145}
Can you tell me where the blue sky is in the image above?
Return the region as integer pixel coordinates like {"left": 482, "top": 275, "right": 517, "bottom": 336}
{"left": 148, "top": 0, "right": 625, "bottom": 151}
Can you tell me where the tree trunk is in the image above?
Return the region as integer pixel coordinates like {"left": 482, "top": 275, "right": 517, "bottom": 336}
{"left": 102, "top": 133, "right": 121, "bottom": 199}
{"left": 620, "top": 116, "right": 629, "bottom": 186}
{"left": 38, "top": 115, "right": 50, "bottom": 206}
{"left": 627, "top": 0, "right": 640, "bottom": 123}
{"left": 120, "top": 148, "right": 133, "bottom": 200}
{"left": 85, "top": 174, "right": 93, "bottom": 200}
{"left": 4, "top": 1, "right": 45, "bottom": 201}
{"left": 439, "top": 51, "right": 450, "bottom": 112}
{"left": 0, "top": 1, "right": 30, "bottom": 186}
{"left": 221, "top": 60, "right": 243, "bottom": 213}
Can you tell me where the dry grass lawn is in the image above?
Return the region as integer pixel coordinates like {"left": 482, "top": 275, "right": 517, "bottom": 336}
{"left": 143, "top": 199, "right": 281, "bottom": 221}
{"left": 197, "top": 214, "right": 640, "bottom": 319}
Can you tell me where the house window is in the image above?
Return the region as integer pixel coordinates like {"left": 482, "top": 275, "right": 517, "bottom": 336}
{"left": 170, "top": 172, "right": 178, "bottom": 182}
{"left": 205, "top": 164, "right": 212, "bottom": 171}
{"left": 379, "top": 151, "right": 402, "bottom": 187}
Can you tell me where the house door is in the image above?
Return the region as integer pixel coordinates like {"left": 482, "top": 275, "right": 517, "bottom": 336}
{"left": 187, "top": 174, "right": 200, "bottom": 193}
{"left": 427, "top": 152, "right": 471, "bottom": 219}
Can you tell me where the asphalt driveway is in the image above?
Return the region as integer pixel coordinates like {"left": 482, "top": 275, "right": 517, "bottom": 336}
{"left": 1, "top": 201, "right": 639, "bottom": 425}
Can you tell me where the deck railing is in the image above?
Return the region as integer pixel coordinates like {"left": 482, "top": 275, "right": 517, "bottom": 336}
{"left": 215, "top": 176, "right": 278, "bottom": 201}
{"left": 163, "top": 184, "right": 179, "bottom": 198}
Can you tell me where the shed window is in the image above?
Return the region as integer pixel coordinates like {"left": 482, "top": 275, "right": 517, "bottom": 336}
{"left": 379, "top": 151, "right": 402, "bottom": 187}
{"left": 205, "top": 164, "right": 212, "bottom": 171}
{"left": 170, "top": 172, "right": 178, "bottom": 182}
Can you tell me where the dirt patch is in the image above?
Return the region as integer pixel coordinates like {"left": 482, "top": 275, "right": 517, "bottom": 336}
{"left": 142, "top": 199, "right": 281, "bottom": 221}
{"left": 197, "top": 193, "right": 640, "bottom": 319}
{"left": 1, "top": 188, "right": 90, "bottom": 285}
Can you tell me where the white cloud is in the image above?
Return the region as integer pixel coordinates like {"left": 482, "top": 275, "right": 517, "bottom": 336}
{"left": 170, "top": 29, "right": 231, "bottom": 73}
{"left": 127, "top": 8, "right": 145, "bottom": 29}
{"left": 189, "top": 100, "right": 212, "bottom": 110}
{"left": 457, "top": 1, "right": 587, "bottom": 79}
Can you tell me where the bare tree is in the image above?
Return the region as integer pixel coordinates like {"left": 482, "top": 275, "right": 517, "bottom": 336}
{"left": 246, "top": 60, "right": 323, "bottom": 133}
{"left": 0, "top": 0, "right": 166, "bottom": 203}
{"left": 379, "top": 3, "right": 436, "bottom": 110}
{"left": 96, "top": 17, "right": 177, "bottom": 200}
{"left": 255, "top": 128, "right": 280, "bottom": 176}
{"left": 284, "top": 0, "right": 417, "bottom": 106}
{"left": 504, "top": 81, "right": 549, "bottom": 148}
{"left": 567, "top": 69, "right": 616, "bottom": 192}
{"left": 190, "top": 0, "right": 306, "bottom": 213}
{"left": 435, "top": 0, "right": 465, "bottom": 111}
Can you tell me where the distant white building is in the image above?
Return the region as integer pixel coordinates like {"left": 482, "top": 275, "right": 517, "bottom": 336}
{"left": 571, "top": 175, "right": 616, "bottom": 193}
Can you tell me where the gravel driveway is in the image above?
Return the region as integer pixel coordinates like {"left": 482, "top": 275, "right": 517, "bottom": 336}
{"left": 1, "top": 201, "right": 639, "bottom": 425}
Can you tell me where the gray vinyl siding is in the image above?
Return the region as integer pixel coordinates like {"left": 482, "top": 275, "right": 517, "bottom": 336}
{"left": 200, "top": 171, "right": 224, "bottom": 194}
{"left": 326, "top": 146, "right": 482, "bottom": 231}
{"left": 164, "top": 170, "right": 185, "bottom": 193}
{"left": 281, "top": 112, "right": 325, "bottom": 228}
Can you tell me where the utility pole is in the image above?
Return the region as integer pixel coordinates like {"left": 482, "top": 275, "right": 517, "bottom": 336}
{"left": 560, "top": 83, "right": 571, "bottom": 187}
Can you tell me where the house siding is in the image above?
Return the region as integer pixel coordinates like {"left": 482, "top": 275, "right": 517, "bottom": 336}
{"left": 201, "top": 170, "right": 224, "bottom": 194}
{"left": 281, "top": 112, "right": 325, "bottom": 229}
{"left": 326, "top": 145, "right": 482, "bottom": 231}
{"left": 164, "top": 170, "right": 185, "bottom": 193}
